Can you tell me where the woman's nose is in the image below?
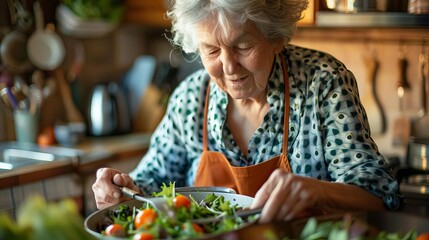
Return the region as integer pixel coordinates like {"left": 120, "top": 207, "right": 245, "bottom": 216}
{"left": 221, "top": 51, "right": 239, "bottom": 75}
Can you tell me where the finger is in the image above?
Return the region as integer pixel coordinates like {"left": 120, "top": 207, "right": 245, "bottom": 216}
{"left": 113, "top": 173, "right": 136, "bottom": 188}
{"left": 121, "top": 173, "right": 141, "bottom": 192}
{"left": 251, "top": 184, "right": 272, "bottom": 209}
{"left": 284, "top": 189, "right": 316, "bottom": 221}
{"left": 96, "top": 167, "right": 106, "bottom": 178}
{"left": 92, "top": 183, "right": 119, "bottom": 209}
{"left": 259, "top": 171, "right": 294, "bottom": 223}
{"left": 93, "top": 168, "right": 123, "bottom": 208}
{"left": 112, "top": 173, "right": 140, "bottom": 194}
{"left": 259, "top": 181, "right": 288, "bottom": 223}
{"left": 275, "top": 182, "right": 303, "bottom": 221}
{"left": 99, "top": 169, "right": 122, "bottom": 198}
{"left": 110, "top": 173, "right": 124, "bottom": 198}
{"left": 252, "top": 169, "right": 287, "bottom": 209}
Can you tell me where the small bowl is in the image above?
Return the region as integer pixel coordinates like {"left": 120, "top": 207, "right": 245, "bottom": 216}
{"left": 54, "top": 122, "right": 86, "bottom": 146}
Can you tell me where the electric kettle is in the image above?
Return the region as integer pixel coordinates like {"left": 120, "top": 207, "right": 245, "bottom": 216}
{"left": 88, "top": 82, "right": 131, "bottom": 136}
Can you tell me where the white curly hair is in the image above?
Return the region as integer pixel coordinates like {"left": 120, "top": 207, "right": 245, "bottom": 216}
{"left": 166, "top": 0, "right": 308, "bottom": 54}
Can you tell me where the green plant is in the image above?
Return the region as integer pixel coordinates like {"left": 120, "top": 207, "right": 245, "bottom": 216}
{"left": 63, "top": 0, "right": 125, "bottom": 23}
{"left": 0, "top": 195, "right": 93, "bottom": 240}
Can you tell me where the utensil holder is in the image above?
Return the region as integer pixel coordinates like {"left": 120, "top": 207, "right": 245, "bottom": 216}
{"left": 14, "top": 110, "right": 39, "bottom": 143}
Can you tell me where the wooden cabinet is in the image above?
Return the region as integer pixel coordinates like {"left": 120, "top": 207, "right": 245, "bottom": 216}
{"left": 122, "top": 1, "right": 428, "bottom": 28}
{"left": 124, "top": 0, "right": 170, "bottom": 27}
{"left": 311, "top": 0, "right": 429, "bottom": 28}
{"left": 299, "top": 0, "right": 317, "bottom": 26}
{"left": 124, "top": 0, "right": 317, "bottom": 27}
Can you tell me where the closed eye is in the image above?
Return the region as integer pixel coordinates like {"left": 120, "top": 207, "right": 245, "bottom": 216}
{"left": 236, "top": 46, "right": 251, "bottom": 51}
{"left": 208, "top": 48, "right": 220, "bottom": 55}
{"left": 235, "top": 43, "right": 252, "bottom": 52}
{"left": 200, "top": 44, "right": 220, "bottom": 56}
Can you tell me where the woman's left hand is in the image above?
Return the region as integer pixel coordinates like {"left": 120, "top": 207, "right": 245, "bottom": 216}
{"left": 251, "top": 169, "right": 327, "bottom": 223}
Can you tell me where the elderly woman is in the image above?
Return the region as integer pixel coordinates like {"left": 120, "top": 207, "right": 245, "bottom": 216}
{"left": 92, "top": 0, "right": 403, "bottom": 223}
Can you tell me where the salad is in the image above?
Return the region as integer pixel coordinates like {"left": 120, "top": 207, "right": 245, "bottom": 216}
{"left": 99, "top": 182, "right": 258, "bottom": 239}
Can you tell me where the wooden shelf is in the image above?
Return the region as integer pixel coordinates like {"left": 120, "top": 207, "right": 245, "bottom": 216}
{"left": 316, "top": 12, "right": 429, "bottom": 28}
{"left": 121, "top": 1, "right": 429, "bottom": 30}
{"left": 123, "top": 0, "right": 317, "bottom": 28}
{"left": 124, "top": 0, "right": 170, "bottom": 28}
{"left": 124, "top": 9, "right": 170, "bottom": 28}
{"left": 294, "top": 27, "right": 429, "bottom": 45}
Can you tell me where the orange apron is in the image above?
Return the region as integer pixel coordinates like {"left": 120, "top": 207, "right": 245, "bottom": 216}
{"left": 194, "top": 54, "right": 291, "bottom": 197}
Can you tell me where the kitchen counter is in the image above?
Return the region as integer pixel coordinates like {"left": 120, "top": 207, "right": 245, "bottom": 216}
{"left": 0, "top": 133, "right": 152, "bottom": 189}
{"left": 0, "top": 157, "right": 76, "bottom": 189}
{"left": 73, "top": 132, "right": 151, "bottom": 174}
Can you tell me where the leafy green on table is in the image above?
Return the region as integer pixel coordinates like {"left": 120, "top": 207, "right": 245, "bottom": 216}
{"left": 0, "top": 195, "right": 93, "bottom": 240}
{"left": 281, "top": 215, "right": 417, "bottom": 240}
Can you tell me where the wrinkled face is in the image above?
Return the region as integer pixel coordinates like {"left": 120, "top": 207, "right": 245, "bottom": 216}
{"left": 196, "top": 19, "right": 283, "bottom": 100}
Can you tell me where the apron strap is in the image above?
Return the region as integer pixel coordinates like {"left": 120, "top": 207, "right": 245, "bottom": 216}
{"left": 280, "top": 53, "right": 290, "bottom": 158}
{"left": 203, "top": 82, "right": 211, "bottom": 151}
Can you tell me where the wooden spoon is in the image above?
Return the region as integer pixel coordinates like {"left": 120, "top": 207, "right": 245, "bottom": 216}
{"left": 392, "top": 56, "right": 411, "bottom": 146}
{"left": 412, "top": 52, "right": 429, "bottom": 139}
{"left": 362, "top": 53, "right": 386, "bottom": 135}
{"left": 53, "top": 68, "right": 84, "bottom": 123}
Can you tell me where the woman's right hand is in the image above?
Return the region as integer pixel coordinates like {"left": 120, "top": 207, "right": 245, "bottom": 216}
{"left": 92, "top": 168, "right": 141, "bottom": 210}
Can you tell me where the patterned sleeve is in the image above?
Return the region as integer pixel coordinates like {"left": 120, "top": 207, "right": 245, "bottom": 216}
{"left": 317, "top": 66, "right": 403, "bottom": 210}
{"left": 129, "top": 78, "right": 193, "bottom": 195}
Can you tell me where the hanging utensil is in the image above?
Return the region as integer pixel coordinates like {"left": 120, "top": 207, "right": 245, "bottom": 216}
{"left": 53, "top": 67, "right": 84, "bottom": 123}
{"left": 29, "top": 84, "right": 42, "bottom": 115}
{"left": 0, "top": 29, "right": 32, "bottom": 75}
{"left": 361, "top": 49, "right": 387, "bottom": 135}
{"left": 0, "top": 85, "right": 18, "bottom": 110}
{"left": 27, "top": 2, "right": 65, "bottom": 71}
{"left": 412, "top": 45, "right": 429, "bottom": 139}
{"left": 42, "top": 77, "right": 56, "bottom": 98}
{"left": 0, "top": 71, "right": 16, "bottom": 110}
{"left": 392, "top": 48, "right": 411, "bottom": 146}
{"left": 61, "top": 37, "right": 85, "bottom": 83}
{"left": 6, "top": 0, "right": 16, "bottom": 27}
{"left": 12, "top": 0, "right": 33, "bottom": 33}
{"left": 0, "top": 0, "right": 33, "bottom": 75}
{"left": 14, "top": 75, "right": 30, "bottom": 96}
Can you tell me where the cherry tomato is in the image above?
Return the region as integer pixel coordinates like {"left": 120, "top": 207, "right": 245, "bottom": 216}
{"left": 182, "top": 222, "right": 204, "bottom": 234}
{"left": 173, "top": 195, "right": 191, "bottom": 209}
{"left": 417, "top": 233, "right": 429, "bottom": 240}
{"left": 134, "top": 209, "right": 157, "bottom": 229}
{"left": 133, "top": 232, "right": 155, "bottom": 240}
{"left": 105, "top": 223, "right": 126, "bottom": 237}
{"left": 191, "top": 223, "right": 204, "bottom": 233}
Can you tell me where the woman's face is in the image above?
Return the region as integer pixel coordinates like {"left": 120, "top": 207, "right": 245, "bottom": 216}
{"left": 196, "top": 20, "right": 283, "bottom": 100}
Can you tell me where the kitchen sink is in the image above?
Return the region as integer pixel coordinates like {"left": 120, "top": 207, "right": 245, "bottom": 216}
{"left": 0, "top": 142, "right": 82, "bottom": 171}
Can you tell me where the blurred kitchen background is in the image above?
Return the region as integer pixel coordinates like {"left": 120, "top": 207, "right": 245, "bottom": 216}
{"left": 1, "top": 0, "right": 429, "bottom": 218}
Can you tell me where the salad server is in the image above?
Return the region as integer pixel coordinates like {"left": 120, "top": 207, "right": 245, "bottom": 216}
{"left": 116, "top": 185, "right": 174, "bottom": 218}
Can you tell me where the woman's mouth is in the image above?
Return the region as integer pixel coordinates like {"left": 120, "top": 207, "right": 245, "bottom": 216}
{"left": 230, "top": 76, "right": 247, "bottom": 84}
